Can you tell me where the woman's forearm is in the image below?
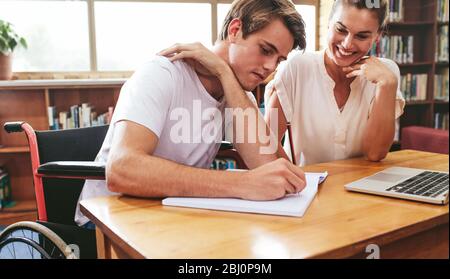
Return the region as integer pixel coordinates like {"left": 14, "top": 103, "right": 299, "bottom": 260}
{"left": 362, "top": 81, "right": 397, "bottom": 161}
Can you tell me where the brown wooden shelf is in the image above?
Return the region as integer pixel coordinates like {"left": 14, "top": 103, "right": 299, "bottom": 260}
{"left": 405, "top": 100, "right": 432, "bottom": 105}
{"left": 0, "top": 78, "right": 126, "bottom": 91}
{"left": 397, "top": 62, "right": 434, "bottom": 67}
{"left": 0, "top": 200, "right": 37, "bottom": 225}
{"left": 436, "top": 61, "right": 449, "bottom": 67}
{"left": 0, "top": 146, "right": 30, "bottom": 154}
{"left": 387, "top": 21, "right": 435, "bottom": 27}
{"left": 1, "top": 200, "right": 36, "bottom": 213}
{"left": 434, "top": 100, "right": 450, "bottom": 105}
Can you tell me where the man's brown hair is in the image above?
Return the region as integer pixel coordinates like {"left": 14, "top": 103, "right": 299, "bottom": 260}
{"left": 218, "top": 0, "right": 307, "bottom": 50}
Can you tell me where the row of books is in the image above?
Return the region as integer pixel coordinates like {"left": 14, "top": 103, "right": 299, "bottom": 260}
{"left": 400, "top": 73, "right": 428, "bottom": 101}
{"left": 0, "top": 168, "right": 13, "bottom": 210}
{"left": 211, "top": 158, "right": 237, "bottom": 170}
{"left": 388, "top": 0, "right": 448, "bottom": 23}
{"left": 437, "top": 0, "right": 449, "bottom": 22}
{"left": 370, "top": 36, "right": 413, "bottom": 64}
{"left": 388, "top": 0, "right": 404, "bottom": 22}
{"left": 435, "top": 70, "right": 449, "bottom": 101}
{"left": 436, "top": 25, "right": 449, "bottom": 62}
{"left": 434, "top": 112, "right": 449, "bottom": 130}
{"left": 48, "top": 104, "right": 114, "bottom": 130}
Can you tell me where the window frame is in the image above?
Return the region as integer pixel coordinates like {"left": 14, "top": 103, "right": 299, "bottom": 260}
{"left": 7, "top": 0, "right": 319, "bottom": 76}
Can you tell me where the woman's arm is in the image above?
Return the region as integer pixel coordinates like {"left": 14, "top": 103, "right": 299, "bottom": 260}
{"left": 345, "top": 57, "right": 399, "bottom": 161}
{"left": 362, "top": 82, "right": 397, "bottom": 161}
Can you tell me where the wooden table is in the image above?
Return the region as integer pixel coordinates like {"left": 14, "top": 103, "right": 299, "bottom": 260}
{"left": 80, "top": 150, "right": 449, "bottom": 259}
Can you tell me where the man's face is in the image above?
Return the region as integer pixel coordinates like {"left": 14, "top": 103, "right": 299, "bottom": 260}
{"left": 227, "top": 18, "right": 294, "bottom": 91}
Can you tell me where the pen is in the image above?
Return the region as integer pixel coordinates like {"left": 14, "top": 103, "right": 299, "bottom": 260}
{"left": 286, "top": 122, "right": 296, "bottom": 165}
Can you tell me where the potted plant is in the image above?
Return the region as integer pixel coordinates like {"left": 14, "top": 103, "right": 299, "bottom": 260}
{"left": 0, "top": 19, "right": 27, "bottom": 80}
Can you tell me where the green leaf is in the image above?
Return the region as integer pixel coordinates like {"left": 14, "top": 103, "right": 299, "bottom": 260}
{"left": 9, "top": 38, "right": 17, "bottom": 51}
{"left": 19, "top": 37, "right": 27, "bottom": 49}
{"left": 0, "top": 36, "right": 8, "bottom": 53}
{"left": 0, "top": 18, "right": 27, "bottom": 53}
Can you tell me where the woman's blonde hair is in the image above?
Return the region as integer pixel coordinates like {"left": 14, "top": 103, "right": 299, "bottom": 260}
{"left": 218, "top": 0, "right": 306, "bottom": 50}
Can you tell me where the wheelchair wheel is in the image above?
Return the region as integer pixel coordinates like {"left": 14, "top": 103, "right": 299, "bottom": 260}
{"left": 0, "top": 221, "right": 77, "bottom": 259}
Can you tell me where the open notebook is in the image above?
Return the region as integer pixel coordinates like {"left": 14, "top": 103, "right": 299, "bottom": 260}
{"left": 162, "top": 172, "right": 328, "bottom": 217}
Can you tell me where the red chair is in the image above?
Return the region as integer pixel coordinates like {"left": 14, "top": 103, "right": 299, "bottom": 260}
{"left": 401, "top": 126, "right": 449, "bottom": 154}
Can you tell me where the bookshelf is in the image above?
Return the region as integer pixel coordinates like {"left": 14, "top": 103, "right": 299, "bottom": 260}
{"left": 0, "top": 80, "right": 124, "bottom": 225}
{"left": 387, "top": 0, "right": 449, "bottom": 136}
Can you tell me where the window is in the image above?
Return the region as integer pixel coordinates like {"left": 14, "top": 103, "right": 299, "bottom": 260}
{"left": 95, "top": 2, "right": 211, "bottom": 71}
{"left": 0, "top": 0, "right": 90, "bottom": 71}
{"left": 0, "top": 0, "right": 318, "bottom": 72}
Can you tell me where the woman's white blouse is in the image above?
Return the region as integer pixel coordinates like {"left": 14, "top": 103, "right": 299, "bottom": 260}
{"left": 265, "top": 50, "right": 405, "bottom": 166}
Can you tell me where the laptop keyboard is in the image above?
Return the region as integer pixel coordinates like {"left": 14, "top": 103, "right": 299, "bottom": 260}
{"left": 386, "top": 171, "right": 449, "bottom": 198}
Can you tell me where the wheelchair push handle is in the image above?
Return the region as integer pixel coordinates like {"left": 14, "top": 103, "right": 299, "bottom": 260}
{"left": 4, "top": 121, "right": 26, "bottom": 133}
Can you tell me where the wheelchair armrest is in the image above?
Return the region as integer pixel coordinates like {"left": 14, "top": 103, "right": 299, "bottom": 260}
{"left": 37, "top": 161, "right": 105, "bottom": 179}
{"left": 219, "top": 141, "right": 234, "bottom": 151}
{"left": 4, "top": 121, "right": 26, "bottom": 133}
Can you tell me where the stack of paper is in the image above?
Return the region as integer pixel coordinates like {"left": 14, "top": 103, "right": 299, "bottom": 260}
{"left": 162, "top": 172, "right": 328, "bottom": 217}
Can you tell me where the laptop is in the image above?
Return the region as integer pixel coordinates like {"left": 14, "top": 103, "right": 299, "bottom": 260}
{"left": 345, "top": 167, "right": 449, "bottom": 205}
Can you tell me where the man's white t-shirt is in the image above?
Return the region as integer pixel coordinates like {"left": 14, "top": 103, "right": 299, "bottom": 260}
{"left": 75, "top": 56, "right": 236, "bottom": 226}
{"left": 265, "top": 50, "right": 405, "bottom": 166}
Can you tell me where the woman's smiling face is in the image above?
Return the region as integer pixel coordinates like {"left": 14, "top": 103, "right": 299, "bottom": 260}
{"left": 327, "top": 4, "right": 381, "bottom": 67}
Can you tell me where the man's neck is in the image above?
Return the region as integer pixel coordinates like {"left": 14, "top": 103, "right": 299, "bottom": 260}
{"left": 196, "top": 43, "right": 229, "bottom": 101}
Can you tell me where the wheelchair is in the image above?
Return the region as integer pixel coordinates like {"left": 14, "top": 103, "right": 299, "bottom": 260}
{"left": 0, "top": 121, "right": 240, "bottom": 259}
{"left": 0, "top": 122, "right": 107, "bottom": 259}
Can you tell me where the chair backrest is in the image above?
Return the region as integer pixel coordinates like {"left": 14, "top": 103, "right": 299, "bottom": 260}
{"left": 401, "top": 126, "right": 449, "bottom": 155}
{"left": 35, "top": 125, "right": 108, "bottom": 225}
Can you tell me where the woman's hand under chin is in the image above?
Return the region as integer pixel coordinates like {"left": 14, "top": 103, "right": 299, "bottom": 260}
{"left": 342, "top": 56, "right": 398, "bottom": 87}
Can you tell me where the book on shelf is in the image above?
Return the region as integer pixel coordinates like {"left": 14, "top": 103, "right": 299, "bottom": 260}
{"left": 211, "top": 158, "right": 237, "bottom": 170}
{"left": 401, "top": 73, "right": 428, "bottom": 101}
{"left": 436, "top": 25, "right": 449, "bottom": 62}
{"left": 434, "top": 112, "right": 449, "bottom": 130}
{"left": 388, "top": 0, "right": 404, "bottom": 22}
{"left": 370, "top": 35, "right": 413, "bottom": 64}
{"left": 47, "top": 104, "right": 114, "bottom": 130}
{"left": 437, "top": 0, "right": 449, "bottom": 22}
{"left": 0, "top": 168, "right": 13, "bottom": 210}
{"left": 435, "top": 69, "right": 449, "bottom": 101}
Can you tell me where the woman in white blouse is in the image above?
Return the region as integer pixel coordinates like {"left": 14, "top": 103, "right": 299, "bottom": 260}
{"left": 264, "top": 0, "right": 405, "bottom": 166}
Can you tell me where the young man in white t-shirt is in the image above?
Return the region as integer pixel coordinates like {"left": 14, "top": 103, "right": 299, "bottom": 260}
{"left": 75, "top": 0, "right": 307, "bottom": 226}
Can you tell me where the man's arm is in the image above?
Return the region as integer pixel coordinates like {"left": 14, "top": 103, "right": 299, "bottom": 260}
{"left": 106, "top": 120, "right": 306, "bottom": 200}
